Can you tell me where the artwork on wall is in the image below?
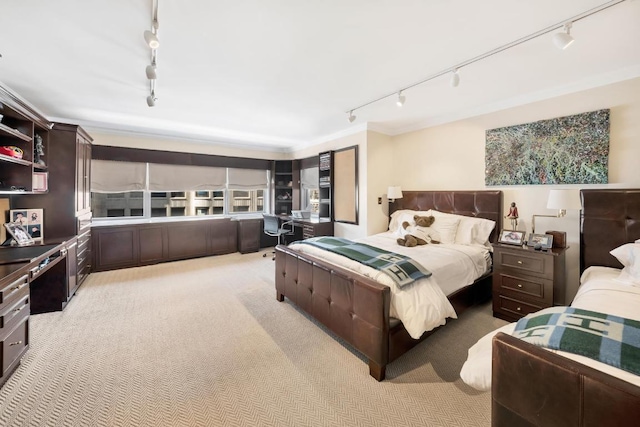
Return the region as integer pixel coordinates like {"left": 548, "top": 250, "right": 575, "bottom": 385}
{"left": 10, "top": 208, "right": 43, "bottom": 242}
{"left": 485, "top": 109, "right": 610, "bottom": 185}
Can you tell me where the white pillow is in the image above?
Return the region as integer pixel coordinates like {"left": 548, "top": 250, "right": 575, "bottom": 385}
{"left": 388, "top": 210, "right": 417, "bottom": 231}
{"left": 429, "top": 215, "right": 461, "bottom": 244}
{"left": 610, "top": 243, "right": 640, "bottom": 285}
{"left": 430, "top": 210, "right": 495, "bottom": 246}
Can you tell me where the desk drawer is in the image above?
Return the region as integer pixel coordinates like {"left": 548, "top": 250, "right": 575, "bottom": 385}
{"left": 2, "top": 318, "right": 29, "bottom": 377}
{"left": 0, "top": 295, "right": 29, "bottom": 336}
{"left": 0, "top": 275, "right": 28, "bottom": 307}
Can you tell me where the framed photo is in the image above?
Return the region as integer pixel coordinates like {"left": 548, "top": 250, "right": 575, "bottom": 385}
{"left": 498, "top": 230, "right": 526, "bottom": 246}
{"left": 4, "top": 222, "right": 34, "bottom": 246}
{"left": 527, "top": 233, "right": 554, "bottom": 250}
{"left": 11, "top": 208, "right": 43, "bottom": 242}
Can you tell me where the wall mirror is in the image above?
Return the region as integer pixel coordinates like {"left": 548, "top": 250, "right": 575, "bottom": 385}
{"left": 333, "top": 145, "right": 358, "bottom": 224}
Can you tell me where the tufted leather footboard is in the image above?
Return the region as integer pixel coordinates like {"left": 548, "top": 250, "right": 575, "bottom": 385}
{"left": 275, "top": 244, "right": 391, "bottom": 380}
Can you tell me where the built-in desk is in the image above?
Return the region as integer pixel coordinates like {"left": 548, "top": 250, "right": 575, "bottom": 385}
{"left": 278, "top": 216, "right": 333, "bottom": 243}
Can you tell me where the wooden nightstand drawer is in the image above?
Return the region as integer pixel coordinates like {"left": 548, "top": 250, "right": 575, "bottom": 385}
{"left": 497, "top": 273, "right": 552, "bottom": 303}
{"left": 495, "top": 295, "right": 543, "bottom": 320}
{"left": 497, "top": 251, "right": 550, "bottom": 277}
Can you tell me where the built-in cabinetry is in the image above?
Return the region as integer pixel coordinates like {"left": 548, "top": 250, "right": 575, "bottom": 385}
{"left": 12, "top": 123, "right": 94, "bottom": 292}
{"left": 318, "top": 151, "right": 333, "bottom": 220}
{"left": 492, "top": 244, "right": 567, "bottom": 322}
{"left": 273, "top": 160, "right": 300, "bottom": 215}
{"left": 0, "top": 263, "right": 30, "bottom": 387}
{"left": 0, "top": 86, "right": 51, "bottom": 194}
{"left": 298, "top": 219, "right": 334, "bottom": 239}
{"left": 92, "top": 218, "right": 238, "bottom": 271}
{"left": 237, "top": 218, "right": 262, "bottom": 254}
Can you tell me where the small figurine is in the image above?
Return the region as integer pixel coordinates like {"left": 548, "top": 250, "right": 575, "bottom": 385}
{"left": 506, "top": 202, "right": 519, "bottom": 230}
{"left": 34, "top": 134, "right": 46, "bottom": 166}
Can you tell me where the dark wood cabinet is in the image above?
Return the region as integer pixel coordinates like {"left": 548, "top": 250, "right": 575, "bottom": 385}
{"left": 66, "top": 237, "right": 78, "bottom": 300}
{"left": 492, "top": 244, "right": 567, "bottom": 322}
{"left": 298, "top": 219, "right": 333, "bottom": 239}
{"left": 0, "top": 85, "right": 51, "bottom": 195}
{"left": 273, "top": 160, "right": 299, "bottom": 215}
{"left": 318, "top": 151, "right": 333, "bottom": 220}
{"left": 237, "top": 219, "right": 261, "bottom": 253}
{"left": 0, "top": 264, "right": 29, "bottom": 387}
{"left": 92, "top": 218, "right": 239, "bottom": 271}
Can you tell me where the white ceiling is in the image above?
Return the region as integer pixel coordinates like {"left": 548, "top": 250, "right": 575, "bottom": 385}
{"left": 1, "top": 0, "right": 639, "bottom": 152}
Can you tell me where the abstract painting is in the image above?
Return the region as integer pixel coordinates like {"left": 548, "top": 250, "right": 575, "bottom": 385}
{"left": 485, "top": 109, "right": 609, "bottom": 185}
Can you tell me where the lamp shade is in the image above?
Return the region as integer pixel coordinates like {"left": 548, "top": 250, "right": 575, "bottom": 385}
{"left": 547, "top": 189, "right": 581, "bottom": 210}
{"left": 387, "top": 186, "right": 403, "bottom": 201}
{"left": 552, "top": 32, "right": 574, "bottom": 50}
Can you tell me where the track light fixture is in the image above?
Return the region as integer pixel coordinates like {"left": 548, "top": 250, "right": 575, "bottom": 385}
{"left": 553, "top": 22, "right": 575, "bottom": 50}
{"left": 450, "top": 69, "right": 460, "bottom": 87}
{"left": 144, "top": 0, "right": 160, "bottom": 106}
{"left": 344, "top": 1, "right": 623, "bottom": 121}
{"left": 147, "top": 91, "right": 157, "bottom": 107}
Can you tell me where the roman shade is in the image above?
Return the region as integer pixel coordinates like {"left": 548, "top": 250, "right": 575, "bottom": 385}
{"left": 300, "top": 167, "right": 318, "bottom": 188}
{"left": 91, "top": 160, "right": 146, "bottom": 192}
{"left": 148, "top": 163, "right": 226, "bottom": 191}
{"left": 227, "top": 168, "right": 268, "bottom": 189}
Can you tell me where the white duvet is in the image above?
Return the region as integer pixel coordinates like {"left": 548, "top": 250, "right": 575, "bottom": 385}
{"left": 288, "top": 231, "right": 491, "bottom": 339}
{"left": 460, "top": 266, "right": 640, "bottom": 391}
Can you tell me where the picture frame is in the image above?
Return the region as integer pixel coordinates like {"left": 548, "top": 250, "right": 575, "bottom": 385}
{"left": 4, "top": 222, "right": 35, "bottom": 246}
{"left": 527, "top": 233, "right": 554, "bottom": 250}
{"left": 11, "top": 208, "right": 44, "bottom": 242}
{"left": 498, "top": 230, "right": 526, "bottom": 246}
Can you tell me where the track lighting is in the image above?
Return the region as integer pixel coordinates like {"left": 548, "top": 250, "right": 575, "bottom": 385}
{"left": 147, "top": 91, "right": 157, "bottom": 107}
{"left": 553, "top": 22, "right": 575, "bottom": 50}
{"left": 347, "top": 110, "right": 356, "bottom": 123}
{"left": 146, "top": 64, "right": 157, "bottom": 80}
{"left": 144, "top": 30, "right": 159, "bottom": 49}
{"left": 450, "top": 69, "right": 460, "bottom": 87}
{"left": 396, "top": 91, "right": 405, "bottom": 107}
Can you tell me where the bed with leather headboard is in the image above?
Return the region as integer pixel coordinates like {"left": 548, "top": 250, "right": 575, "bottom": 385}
{"left": 275, "top": 190, "right": 502, "bottom": 381}
{"left": 491, "top": 189, "right": 640, "bottom": 426}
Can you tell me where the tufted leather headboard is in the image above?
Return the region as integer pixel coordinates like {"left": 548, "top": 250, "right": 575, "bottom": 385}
{"left": 389, "top": 190, "right": 503, "bottom": 243}
{"left": 581, "top": 189, "right": 640, "bottom": 272}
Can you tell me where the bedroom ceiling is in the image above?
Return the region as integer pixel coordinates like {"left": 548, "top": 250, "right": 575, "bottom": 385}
{"left": 0, "top": 0, "right": 639, "bottom": 152}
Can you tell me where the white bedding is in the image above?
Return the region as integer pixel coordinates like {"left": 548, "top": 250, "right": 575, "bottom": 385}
{"left": 460, "top": 266, "right": 640, "bottom": 391}
{"left": 288, "top": 231, "right": 491, "bottom": 339}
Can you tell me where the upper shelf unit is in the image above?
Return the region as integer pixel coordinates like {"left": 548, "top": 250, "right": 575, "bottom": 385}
{"left": 0, "top": 84, "right": 52, "bottom": 194}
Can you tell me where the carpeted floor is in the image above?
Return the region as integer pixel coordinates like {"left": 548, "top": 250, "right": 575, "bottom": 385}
{"left": 0, "top": 251, "right": 507, "bottom": 427}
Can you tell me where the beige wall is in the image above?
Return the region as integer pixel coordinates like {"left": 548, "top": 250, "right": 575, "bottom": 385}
{"left": 390, "top": 77, "right": 640, "bottom": 302}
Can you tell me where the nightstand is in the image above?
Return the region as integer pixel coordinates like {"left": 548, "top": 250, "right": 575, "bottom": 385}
{"left": 492, "top": 243, "right": 567, "bottom": 322}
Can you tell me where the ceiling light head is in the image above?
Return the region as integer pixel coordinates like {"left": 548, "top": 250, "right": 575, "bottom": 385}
{"left": 152, "top": 19, "right": 159, "bottom": 31}
{"left": 347, "top": 110, "right": 356, "bottom": 123}
{"left": 396, "top": 91, "right": 406, "bottom": 107}
{"left": 450, "top": 69, "right": 460, "bottom": 87}
{"left": 146, "top": 64, "right": 157, "bottom": 80}
{"left": 553, "top": 22, "right": 574, "bottom": 50}
{"left": 146, "top": 92, "right": 157, "bottom": 107}
{"left": 144, "top": 30, "right": 160, "bottom": 49}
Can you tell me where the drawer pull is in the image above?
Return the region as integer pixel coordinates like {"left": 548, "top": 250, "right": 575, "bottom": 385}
{"left": 517, "top": 260, "right": 523, "bottom": 265}
{"left": 516, "top": 306, "right": 522, "bottom": 311}
{"left": 13, "top": 306, "right": 23, "bottom": 313}
{"left": 517, "top": 284, "right": 523, "bottom": 288}
{"left": 9, "top": 341, "right": 23, "bottom": 346}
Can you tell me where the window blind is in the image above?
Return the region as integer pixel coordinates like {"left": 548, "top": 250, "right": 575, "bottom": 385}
{"left": 91, "top": 160, "right": 146, "bottom": 193}
{"left": 300, "top": 167, "right": 318, "bottom": 188}
{"left": 227, "top": 168, "right": 268, "bottom": 189}
{"left": 148, "top": 163, "right": 226, "bottom": 191}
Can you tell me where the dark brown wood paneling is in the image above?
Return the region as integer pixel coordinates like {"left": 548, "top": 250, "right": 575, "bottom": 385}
{"left": 92, "top": 145, "right": 270, "bottom": 170}
{"left": 94, "top": 227, "right": 138, "bottom": 271}
{"left": 166, "top": 222, "right": 209, "bottom": 260}
{"left": 210, "top": 219, "right": 237, "bottom": 255}
{"left": 139, "top": 226, "right": 165, "bottom": 264}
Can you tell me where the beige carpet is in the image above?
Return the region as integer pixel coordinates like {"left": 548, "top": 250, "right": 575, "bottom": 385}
{"left": 0, "top": 251, "right": 507, "bottom": 427}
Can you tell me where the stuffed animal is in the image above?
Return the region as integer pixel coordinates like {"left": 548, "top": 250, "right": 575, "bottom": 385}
{"left": 396, "top": 215, "right": 441, "bottom": 247}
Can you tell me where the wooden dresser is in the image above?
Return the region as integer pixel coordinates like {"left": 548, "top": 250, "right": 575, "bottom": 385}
{"left": 0, "top": 263, "right": 30, "bottom": 387}
{"left": 492, "top": 243, "right": 567, "bottom": 322}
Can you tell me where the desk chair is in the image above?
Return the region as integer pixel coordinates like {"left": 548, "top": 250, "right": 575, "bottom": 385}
{"left": 262, "top": 214, "right": 294, "bottom": 260}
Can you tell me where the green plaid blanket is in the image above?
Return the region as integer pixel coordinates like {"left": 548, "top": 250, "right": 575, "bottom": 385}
{"left": 298, "top": 236, "right": 431, "bottom": 288}
{"left": 512, "top": 306, "right": 640, "bottom": 375}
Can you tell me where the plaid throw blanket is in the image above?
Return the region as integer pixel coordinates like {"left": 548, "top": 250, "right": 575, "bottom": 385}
{"left": 298, "top": 236, "right": 431, "bottom": 288}
{"left": 512, "top": 306, "right": 640, "bottom": 375}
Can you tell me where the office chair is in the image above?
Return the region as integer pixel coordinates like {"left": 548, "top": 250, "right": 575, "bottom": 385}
{"left": 262, "top": 213, "right": 294, "bottom": 260}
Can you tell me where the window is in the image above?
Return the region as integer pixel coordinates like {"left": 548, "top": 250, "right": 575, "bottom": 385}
{"left": 91, "top": 161, "right": 268, "bottom": 220}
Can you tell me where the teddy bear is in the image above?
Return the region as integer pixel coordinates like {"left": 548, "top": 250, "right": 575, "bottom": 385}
{"left": 396, "top": 215, "right": 440, "bottom": 247}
